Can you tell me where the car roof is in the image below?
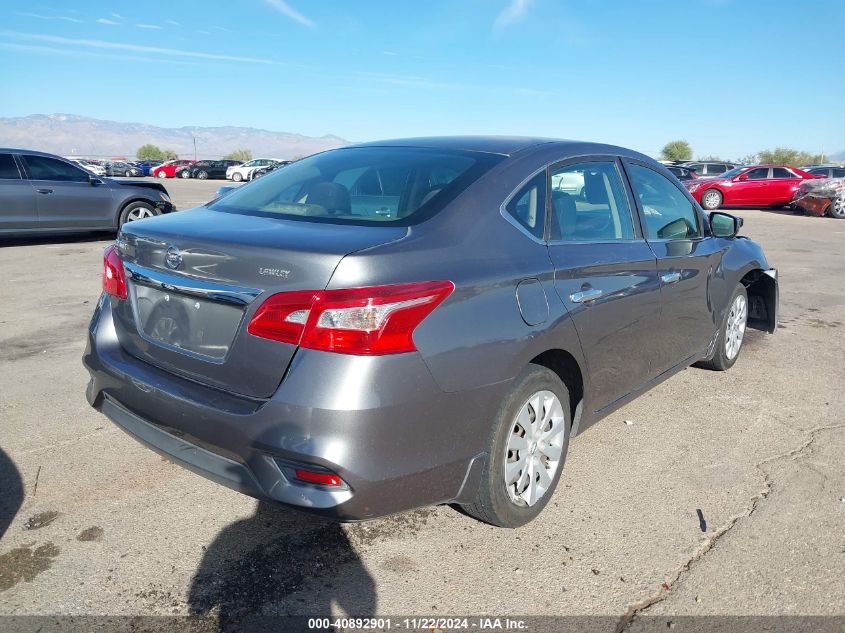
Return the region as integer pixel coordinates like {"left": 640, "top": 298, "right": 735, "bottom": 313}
{"left": 344, "top": 136, "right": 656, "bottom": 161}
{"left": 0, "top": 147, "right": 71, "bottom": 158}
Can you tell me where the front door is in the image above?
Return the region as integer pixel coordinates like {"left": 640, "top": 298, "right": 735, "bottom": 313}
{"left": 546, "top": 158, "right": 661, "bottom": 412}
{"left": 21, "top": 154, "right": 115, "bottom": 229}
{"left": 624, "top": 161, "right": 720, "bottom": 373}
{"left": 730, "top": 167, "right": 770, "bottom": 205}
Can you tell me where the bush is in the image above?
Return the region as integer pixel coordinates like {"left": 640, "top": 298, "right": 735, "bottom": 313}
{"left": 224, "top": 149, "right": 252, "bottom": 161}
{"left": 757, "top": 148, "right": 827, "bottom": 167}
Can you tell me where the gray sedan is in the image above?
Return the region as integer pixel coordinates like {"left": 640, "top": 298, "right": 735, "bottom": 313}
{"left": 83, "top": 137, "right": 777, "bottom": 527}
{"left": 0, "top": 149, "right": 175, "bottom": 235}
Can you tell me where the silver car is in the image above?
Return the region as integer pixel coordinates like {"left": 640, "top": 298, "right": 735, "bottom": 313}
{"left": 84, "top": 137, "right": 777, "bottom": 527}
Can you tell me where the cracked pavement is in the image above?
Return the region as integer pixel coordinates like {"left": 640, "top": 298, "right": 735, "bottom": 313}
{"left": 1, "top": 180, "right": 843, "bottom": 627}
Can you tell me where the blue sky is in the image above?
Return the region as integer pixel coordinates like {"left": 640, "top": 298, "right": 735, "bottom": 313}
{"left": 1, "top": 0, "right": 843, "bottom": 159}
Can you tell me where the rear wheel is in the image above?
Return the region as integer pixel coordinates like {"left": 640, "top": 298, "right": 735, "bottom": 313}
{"left": 828, "top": 199, "right": 845, "bottom": 219}
{"left": 701, "top": 189, "right": 723, "bottom": 210}
{"left": 124, "top": 170, "right": 133, "bottom": 177}
{"left": 462, "top": 364, "right": 571, "bottom": 528}
{"left": 118, "top": 201, "right": 158, "bottom": 227}
{"left": 232, "top": 172, "right": 243, "bottom": 182}
{"left": 698, "top": 284, "right": 748, "bottom": 371}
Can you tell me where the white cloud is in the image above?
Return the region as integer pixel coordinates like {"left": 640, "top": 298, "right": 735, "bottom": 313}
{"left": 16, "top": 12, "right": 83, "bottom": 24}
{"left": 111, "top": 13, "right": 124, "bottom": 20}
{"left": 2, "top": 31, "right": 278, "bottom": 65}
{"left": 136, "top": 24, "right": 162, "bottom": 30}
{"left": 264, "top": 0, "right": 315, "bottom": 28}
{"left": 165, "top": 20, "right": 181, "bottom": 26}
{"left": 0, "top": 42, "right": 200, "bottom": 66}
{"left": 97, "top": 18, "right": 120, "bottom": 26}
{"left": 493, "top": 0, "right": 534, "bottom": 30}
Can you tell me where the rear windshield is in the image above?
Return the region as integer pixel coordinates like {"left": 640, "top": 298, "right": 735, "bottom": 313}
{"left": 208, "top": 147, "right": 504, "bottom": 226}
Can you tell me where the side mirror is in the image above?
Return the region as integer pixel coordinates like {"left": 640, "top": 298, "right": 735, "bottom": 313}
{"left": 709, "top": 212, "right": 742, "bottom": 238}
{"left": 736, "top": 173, "right": 748, "bottom": 181}
{"left": 88, "top": 176, "right": 103, "bottom": 186}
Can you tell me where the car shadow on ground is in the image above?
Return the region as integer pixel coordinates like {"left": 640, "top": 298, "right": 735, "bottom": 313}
{"left": 187, "top": 501, "right": 377, "bottom": 632}
{"left": 0, "top": 232, "right": 114, "bottom": 248}
{"left": 0, "top": 447, "right": 24, "bottom": 539}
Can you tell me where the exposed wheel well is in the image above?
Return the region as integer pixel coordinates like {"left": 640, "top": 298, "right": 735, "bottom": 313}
{"left": 529, "top": 349, "right": 583, "bottom": 421}
{"left": 740, "top": 269, "right": 777, "bottom": 333}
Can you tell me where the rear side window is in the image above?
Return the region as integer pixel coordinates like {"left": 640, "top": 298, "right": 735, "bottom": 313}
{"left": 833, "top": 168, "right": 845, "bottom": 178}
{"left": 210, "top": 147, "right": 503, "bottom": 226}
{"left": 627, "top": 163, "right": 701, "bottom": 240}
{"left": 505, "top": 173, "right": 546, "bottom": 239}
{"left": 0, "top": 153, "right": 21, "bottom": 179}
{"left": 708, "top": 164, "right": 728, "bottom": 174}
{"left": 772, "top": 167, "right": 797, "bottom": 179}
{"left": 23, "top": 155, "right": 89, "bottom": 182}
{"left": 549, "top": 162, "right": 634, "bottom": 241}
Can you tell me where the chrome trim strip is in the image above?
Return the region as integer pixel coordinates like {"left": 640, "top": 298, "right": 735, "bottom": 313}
{"left": 123, "top": 262, "right": 261, "bottom": 306}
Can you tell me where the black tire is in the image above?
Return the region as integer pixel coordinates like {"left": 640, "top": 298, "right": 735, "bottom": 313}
{"left": 700, "top": 189, "right": 723, "bottom": 211}
{"left": 125, "top": 170, "right": 132, "bottom": 177}
{"left": 461, "top": 364, "right": 571, "bottom": 528}
{"left": 197, "top": 171, "right": 208, "bottom": 180}
{"left": 180, "top": 170, "right": 191, "bottom": 179}
{"left": 232, "top": 172, "right": 243, "bottom": 182}
{"left": 118, "top": 201, "right": 158, "bottom": 228}
{"left": 698, "top": 283, "right": 748, "bottom": 371}
{"left": 828, "top": 199, "right": 845, "bottom": 219}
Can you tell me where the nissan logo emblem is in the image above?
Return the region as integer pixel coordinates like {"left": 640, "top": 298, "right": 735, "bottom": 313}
{"left": 164, "top": 246, "right": 182, "bottom": 270}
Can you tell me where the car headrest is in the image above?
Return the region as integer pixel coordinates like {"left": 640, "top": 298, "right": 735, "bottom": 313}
{"left": 583, "top": 170, "right": 609, "bottom": 205}
{"left": 305, "top": 182, "right": 351, "bottom": 215}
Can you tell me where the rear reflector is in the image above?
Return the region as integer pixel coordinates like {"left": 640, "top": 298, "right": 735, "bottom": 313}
{"left": 102, "top": 245, "right": 127, "bottom": 300}
{"left": 248, "top": 280, "right": 454, "bottom": 355}
{"left": 294, "top": 469, "right": 343, "bottom": 487}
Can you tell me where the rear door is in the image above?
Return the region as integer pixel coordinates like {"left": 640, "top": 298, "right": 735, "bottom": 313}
{"left": 20, "top": 154, "right": 115, "bottom": 229}
{"left": 0, "top": 153, "right": 37, "bottom": 231}
{"left": 546, "top": 158, "right": 662, "bottom": 411}
{"left": 623, "top": 161, "right": 720, "bottom": 372}
{"left": 769, "top": 167, "right": 802, "bottom": 205}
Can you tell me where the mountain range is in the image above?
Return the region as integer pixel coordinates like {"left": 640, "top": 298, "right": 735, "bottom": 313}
{"left": 0, "top": 114, "right": 348, "bottom": 160}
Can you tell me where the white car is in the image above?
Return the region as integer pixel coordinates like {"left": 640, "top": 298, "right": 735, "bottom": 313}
{"left": 67, "top": 158, "right": 106, "bottom": 177}
{"left": 551, "top": 170, "right": 585, "bottom": 198}
{"left": 226, "top": 158, "right": 281, "bottom": 182}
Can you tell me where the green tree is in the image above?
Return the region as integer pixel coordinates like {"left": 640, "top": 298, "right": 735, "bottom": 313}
{"left": 224, "top": 148, "right": 253, "bottom": 161}
{"left": 136, "top": 144, "right": 165, "bottom": 160}
{"left": 162, "top": 149, "right": 178, "bottom": 160}
{"left": 736, "top": 153, "right": 759, "bottom": 165}
{"left": 758, "top": 147, "right": 826, "bottom": 167}
{"left": 697, "top": 155, "right": 725, "bottom": 162}
{"left": 661, "top": 140, "right": 693, "bottom": 162}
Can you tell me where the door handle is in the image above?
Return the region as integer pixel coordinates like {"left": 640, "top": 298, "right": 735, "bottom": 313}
{"left": 36, "top": 188, "right": 53, "bottom": 194}
{"left": 569, "top": 288, "right": 603, "bottom": 303}
{"left": 661, "top": 272, "right": 681, "bottom": 284}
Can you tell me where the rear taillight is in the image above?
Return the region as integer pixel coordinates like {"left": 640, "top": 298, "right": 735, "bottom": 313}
{"left": 294, "top": 469, "right": 343, "bottom": 487}
{"left": 247, "top": 281, "right": 454, "bottom": 355}
{"left": 102, "top": 245, "right": 127, "bottom": 300}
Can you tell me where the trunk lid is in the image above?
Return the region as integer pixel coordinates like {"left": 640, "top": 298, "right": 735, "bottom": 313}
{"left": 112, "top": 207, "right": 407, "bottom": 398}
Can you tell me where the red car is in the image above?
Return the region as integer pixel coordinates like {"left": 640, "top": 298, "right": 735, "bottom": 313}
{"left": 686, "top": 165, "right": 820, "bottom": 210}
{"left": 152, "top": 159, "right": 195, "bottom": 179}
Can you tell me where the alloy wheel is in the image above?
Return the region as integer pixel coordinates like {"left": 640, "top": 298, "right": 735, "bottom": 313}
{"left": 702, "top": 190, "right": 721, "bottom": 210}
{"left": 503, "top": 390, "right": 566, "bottom": 507}
{"left": 725, "top": 294, "right": 747, "bottom": 360}
{"left": 125, "top": 206, "right": 155, "bottom": 222}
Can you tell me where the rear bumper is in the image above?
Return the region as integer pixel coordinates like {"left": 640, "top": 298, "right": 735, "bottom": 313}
{"left": 83, "top": 296, "right": 502, "bottom": 520}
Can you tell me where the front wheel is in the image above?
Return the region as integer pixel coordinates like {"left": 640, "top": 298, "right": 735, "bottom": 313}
{"left": 828, "top": 198, "right": 845, "bottom": 219}
{"left": 461, "top": 364, "right": 571, "bottom": 528}
{"left": 180, "top": 170, "right": 191, "bottom": 179}
{"left": 119, "top": 201, "right": 158, "bottom": 227}
{"left": 156, "top": 171, "right": 167, "bottom": 179}
{"left": 698, "top": 284, "right": 748, "bottom": 371}
{"left": 701, "top": 189, "right": 723, "bottom": 211}
{"left": 232, "top": 172, "right": 243, "bottom": 182}
{"left": 197, "top": 171, "right": 208, "bottom": 180}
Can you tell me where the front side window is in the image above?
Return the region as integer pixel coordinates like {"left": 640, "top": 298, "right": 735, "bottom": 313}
{"left": 627, "top": 163, "right": 701, "bottom": 240}
{"left": 772, "top": 167, "right": 797, "bottom": 179}
{"left": 210, "top": 147, "right": 503, "bottom": 226}
{"left": 0, "top": 153, "right": 21, "bottom": 179}
{"left": 23, "top": 155, "right": 89, "bottom": 182}
{"left": 505, "top": 173, "right": 546, "bottom": 239}
{"left": 549, "top": 161, "right": 634, "bottom": 241}
{"left": 745, "top": 167, "right": 769, "bottom": 180}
